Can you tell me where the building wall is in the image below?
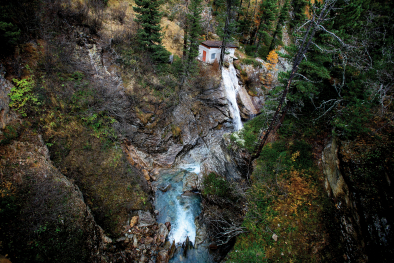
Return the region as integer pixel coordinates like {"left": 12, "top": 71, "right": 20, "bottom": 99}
{"left": 198, "top": 45, "right": 236, "bottom": 63}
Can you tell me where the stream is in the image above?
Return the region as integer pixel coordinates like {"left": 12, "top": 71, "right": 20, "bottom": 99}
{"left": 153, "top": 62, "right": 243, "bottom": 262}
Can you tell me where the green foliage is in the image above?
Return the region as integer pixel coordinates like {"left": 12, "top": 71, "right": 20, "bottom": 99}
{"left": 227, "top": 139, "right": 331, "bottom": 262}
{"left": 245, "top": 45, "right": 256, "bottom": 57}
{"left": 235, "top": 114, "right": 267, "bottom": 153}
{"left": 82, "top": 113, "right": 117, "bottom": 141}
{"left": 241, "top": 58, "right": 260, "bottom": 68}
{"left": 253, "top": 0, "right": 278, "bottom": 55}
{"left": 269, "top": 0, "right": 290, "bottom": 50}
{"left": 0, "top": 21, "right": 20, "bottom": 47}
{"left": 179, "top": 0, "right": 203, "bottom": 83}
{"left": 290, "top": 0, "right": 309, "bottom": 28}
{"left": 133, "top": 0, "right": 170, "bottom": 62}
{"left": 203, "top": 172, "right": 230, "bottom": 197}
{"left": 257, "top": 46, "right": 270, "bottom": 59}
{"left": 9, "top": 76, "right": 41, "bottom": 117}
{"left": 0, "top": 124, "right": 20, "bottom": 145}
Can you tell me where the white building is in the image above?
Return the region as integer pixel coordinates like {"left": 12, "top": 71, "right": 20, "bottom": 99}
{"left": 198, "top": 41, "right": 237, "bottom": 63}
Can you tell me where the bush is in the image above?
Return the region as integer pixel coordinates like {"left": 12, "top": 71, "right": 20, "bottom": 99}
{"left": 203, "top": 172, "right": 229, "bottom": 197}
{"left": 9, "top": 76, "right": 41, "bottom": 117}
{"left": 236, "top": 113, "right": 267, "bottom": 152}
{"left": 0, "top": 124, "right": 20, "bottom": 145}
{"left": 0, "top": 21, "right": 20, "bottom": 48}
{"left": 241, "top": 58, "right": 260, "bottom": 68}
{"left": 111, "top": 3, "right": 128, "bottom": 24}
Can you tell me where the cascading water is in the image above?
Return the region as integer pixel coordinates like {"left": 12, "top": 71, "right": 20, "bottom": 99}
{"left": 153, "top": 62, "right": 244, "bottom": 262}
{"left": 154, "top": 165, "right": 213, "bottom": 262}
{"left": 222, "top": 63, "right": 243, "bottom": 131}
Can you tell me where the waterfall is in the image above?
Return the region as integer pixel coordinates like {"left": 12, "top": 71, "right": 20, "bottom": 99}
{"left": 152, "top": 63, "right": 246, "bottom": 263}
{"left": 222, "top": 64, "right": 243, "bottom": 131}
{"left": 154, "top": 166, "right": 212, "bottom": 262}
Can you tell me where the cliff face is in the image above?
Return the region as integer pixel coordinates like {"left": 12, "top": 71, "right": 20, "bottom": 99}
{"left": 0, "top": 130, "right": 108, "bottom": 262}
{"left": 322, "top": 137, "right": 394, "bottom": 262}
{"left": 0, "top": 74, "right": 17, "bottom": 130}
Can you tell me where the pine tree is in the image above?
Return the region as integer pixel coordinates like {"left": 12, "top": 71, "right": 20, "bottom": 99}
{"left": 180, "top": 0, "right": 203, "bottom": 87}
{"left": 217, "top": 0, "right": 239, "bottom": 68}
{"left": 254, "top": 0, "right": 279, "bottom": 57}
{"left": 290, "top": 0, "right": 309, "bottom": 28}
{"left": 269, "top": 0, "right": 290, "bottom": 51}
{"left": 133, "top": 0, "right": 169, "bottom": 62}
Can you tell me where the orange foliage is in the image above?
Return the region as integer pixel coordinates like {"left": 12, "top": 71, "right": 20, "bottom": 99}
{"left": 261, "top": 49, "right": 279, "bottom": 89}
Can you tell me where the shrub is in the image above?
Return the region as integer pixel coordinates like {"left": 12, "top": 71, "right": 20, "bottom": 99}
{"left": 258, "top": 46, "right": 270, "bottom": 59}
{"left": 0, "top": 124, "right": 20, "bottom": 145}
{"left": 9, "top": 76, "right": 41, "bottom": 117}
{"left": 203, "top": 172, "right": 229, "bottom": 197}
{"left": 111, "top": 3, "right": 128, "bottom": 24}
{"left": 241, "top": 58, "right": 260, "bottom": 68}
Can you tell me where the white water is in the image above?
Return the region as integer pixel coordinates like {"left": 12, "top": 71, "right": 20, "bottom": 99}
{"left": 222, "top": 64, "right": 243, "bottom": 131}
{"left": 152, "top": 63, "right": 246, "bottom": 262}
{"left": 169, "top": 193, "right": 197, "bottom": 245}
{"left": 179, "top": 163, "right": 201, "bottom": 175}
{"left": 154, "top": 167, "right": 201, "bottom": 245}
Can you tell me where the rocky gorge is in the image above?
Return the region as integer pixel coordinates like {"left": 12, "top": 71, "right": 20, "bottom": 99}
{"left": 1, "top": 1, "right": 393, "bottom": 262}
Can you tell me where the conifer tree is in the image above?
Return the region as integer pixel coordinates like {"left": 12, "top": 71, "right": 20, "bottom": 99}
{"left": 217, "top": 0, "right": 239, "bottom": 68}
{"left": 180, "top": 0, "right": 203, "bottom": 87}
{"left": 290, "top": 0, "right": 309, "bottom": 28}
{"left": 269, "top": 0, "right": 290, "bottom": 51}
{"left": 254, "top": 0, "right": 278, "bottom": 57}
{"left": 133, "top": 0, "right": 169, "bottom": 62}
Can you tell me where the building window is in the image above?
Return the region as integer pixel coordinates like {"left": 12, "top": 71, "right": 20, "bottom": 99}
{"left": 211, "top": 53, "right": 216, "bottom": 60}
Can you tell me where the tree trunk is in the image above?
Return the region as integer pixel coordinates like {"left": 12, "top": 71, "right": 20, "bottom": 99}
{"left": 251, "top": 1, "right": 336, "bottom": 161}
{"left": 219, "top": 0, "right": 233, "bottom": 68}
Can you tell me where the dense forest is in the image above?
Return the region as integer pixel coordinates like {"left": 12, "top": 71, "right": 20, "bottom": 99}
{"left": 1, "top": 0, "right": 393, "bottom": 262}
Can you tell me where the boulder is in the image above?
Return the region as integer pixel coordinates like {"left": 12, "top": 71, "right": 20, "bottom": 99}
{"left": 156, "top": 249, "right": 169, "bottom": 263}
{"left": 145, "top": 237, "right": 154, "bottom": 244}
{"left": 138, "top": 211, "right": 156, "bottom": 227}
{"left": 159, "top": 183, "right": 172, "bottom": 192}
{"left": 182, "top": 172, "right": 198, "bottom": 192}
{"left": 139, "top": 254, "right": 148, "bottom": 263}
{"left": 130, "top": 216, "right": 139, "bottom": 227}
{"left": 133, "top": 235, "right": 138, "bottom": 248}
{"left": 168, "top": 240, "right": 176, "bottom": 259}
{"left": 158, "top": 223, "right": 169, "bottom": 244}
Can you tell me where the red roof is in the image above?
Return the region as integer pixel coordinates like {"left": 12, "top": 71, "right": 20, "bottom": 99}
{"left": 201, "top": 41, "right": 237, "bottom": 48}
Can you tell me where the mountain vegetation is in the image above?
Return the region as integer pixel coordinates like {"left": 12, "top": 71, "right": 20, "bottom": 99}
{"left": 0, "top": 0, "right": 393, "bottom": 262}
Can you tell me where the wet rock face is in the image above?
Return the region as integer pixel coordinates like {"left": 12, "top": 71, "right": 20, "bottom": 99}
{"left": 201, "top": 133, "right": 251, "bottom": 183}
{"left": 124, "top": 79, "right": 231, "bottom": 168}
{"left": 322, "top": 138, "right": 367, "bottom": 261}
{"left": 182, "top": 172, "right": 198, "bottom": 192}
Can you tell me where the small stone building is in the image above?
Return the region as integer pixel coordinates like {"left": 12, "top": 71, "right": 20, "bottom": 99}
{"left": 198, "top": 41, "right": 237, "bottom": 63}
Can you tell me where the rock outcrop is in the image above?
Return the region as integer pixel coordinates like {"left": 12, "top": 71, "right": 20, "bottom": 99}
{"left": 0, "top": 70, "right": 18, "bottom": 129}
{"left": 0, "top": 131, "right": 108, "bottom": 262}
{"left": 322, "top": 137, "right": 394, "bottom": 262}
